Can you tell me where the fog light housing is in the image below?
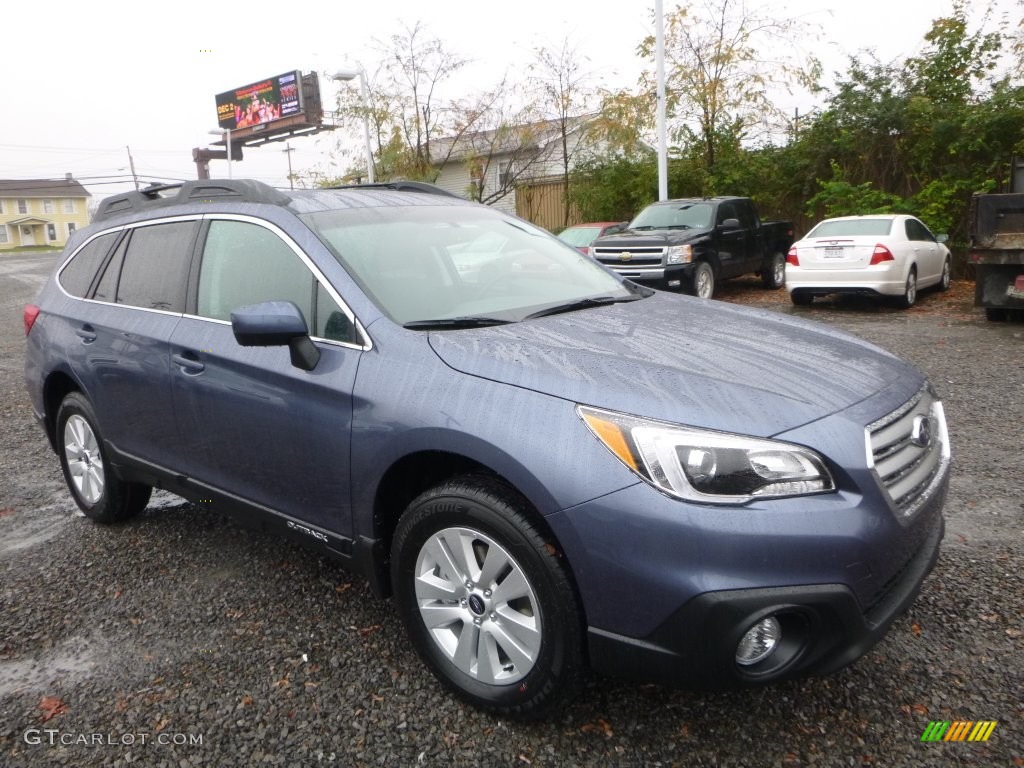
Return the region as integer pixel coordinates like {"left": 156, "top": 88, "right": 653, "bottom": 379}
{"left": 736, "top": 616, "right": 781, "bottom": 666}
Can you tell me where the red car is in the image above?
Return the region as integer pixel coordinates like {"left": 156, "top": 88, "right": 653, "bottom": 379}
{"left": 557, "top": 222, "right": 626, "bottom": 253}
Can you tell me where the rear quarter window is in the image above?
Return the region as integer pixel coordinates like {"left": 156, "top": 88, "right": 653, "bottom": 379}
{"left": 115, "top": 222, "right": 197, "bottom": 312}
{"left": 58, "top": 232, "right": 119, "bottom": 298}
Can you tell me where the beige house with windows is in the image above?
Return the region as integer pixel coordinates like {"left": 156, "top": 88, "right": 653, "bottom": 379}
{"left": 0, "top": 176, "right": 91, "bottom": 251}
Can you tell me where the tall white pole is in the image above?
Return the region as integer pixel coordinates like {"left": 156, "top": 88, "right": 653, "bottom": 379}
{"left": 655, "top": 0, "right": 668, "bottom": 201}
{"left": 357, "top": 70, "right": 376, "bottom": 183}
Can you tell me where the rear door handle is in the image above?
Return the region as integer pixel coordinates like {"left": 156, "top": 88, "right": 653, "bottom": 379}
{"left": 75, "top": 325, "right": 97, "bottom": 343}
{"left": 172, "top": 352, "right": 205, "bottom": 374}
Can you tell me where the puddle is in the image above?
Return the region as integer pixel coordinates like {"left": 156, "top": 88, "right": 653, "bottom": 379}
{"left": 0, "top": 635, "right": 99, "bottom": 697}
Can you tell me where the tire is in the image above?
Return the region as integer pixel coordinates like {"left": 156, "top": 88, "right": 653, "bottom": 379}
{"left": 56, "top": 392, "right": 152, "bottom": 523}
{"left": 391, "top": 476, "right": 584, "bottom": 719}
{"left": 790, "top": 292, "right": 814, "bottom": 307}
{"left": 938, "top": 257, "right": 951, "bottom": 292}
{"left": 985, "top": 307, "right": 1008, "bottom": 321}
{"left": 762, "top": 252, "right": 786, "bottom": 289}
{"left": 896, "top": 268, "right": 917, "bottom": 308}
{"left": 689, "top": 262, "right": 716, "bottom": 299}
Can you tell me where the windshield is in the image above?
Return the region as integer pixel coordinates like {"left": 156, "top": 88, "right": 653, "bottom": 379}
{"left": 807, "top": 219, "right": 894, "bottom": 238}
{"left": 629, "top": 202, "right": 713, "bottom": 230}
{"left": 301, "top": 205, "right": 641, "bottom": 326}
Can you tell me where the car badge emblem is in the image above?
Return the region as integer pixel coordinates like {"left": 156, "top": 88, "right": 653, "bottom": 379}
{"left": 911, "top": 415, "right": 933, "bottom": 448}
{"left": 619, "top": 251, "right": 633, "bottom": 262}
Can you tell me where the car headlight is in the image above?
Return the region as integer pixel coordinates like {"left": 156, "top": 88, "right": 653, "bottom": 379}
{"left": 578, "top": 406, "right": 835, "bottom": 504}
{"left": 666, "top": 245, "right": 693, "bottom": 264}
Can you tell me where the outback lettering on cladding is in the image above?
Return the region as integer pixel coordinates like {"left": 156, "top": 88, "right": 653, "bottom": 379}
{"left": 23, "top": 729, "right": 203, "bottom": 746}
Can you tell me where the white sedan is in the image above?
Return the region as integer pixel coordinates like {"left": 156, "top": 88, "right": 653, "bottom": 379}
{"left": 786, "top": 215, "right": 951, "bottom": 308}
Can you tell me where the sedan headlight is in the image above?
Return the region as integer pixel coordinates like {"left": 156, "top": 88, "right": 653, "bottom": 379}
{"left": 578, "top": 406, "right": 835, "bottom": 504}
{"left": 666, "top": 244, "right": 693, "bottom": 264}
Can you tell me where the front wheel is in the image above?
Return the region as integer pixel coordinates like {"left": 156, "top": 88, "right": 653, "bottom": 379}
{"left": 391, "top": 477, "right": 584, "bottom": 719}
{"left": 56, "top": 392, "right": 151, "bottom": 523}
{"left": 689, "top": 262, "right": 716, "bottom": 299}
{"left": 938, "top": 257, "right": 951, "bottom": 291}
{"left": 762, "top": 252, "right": 786, "bottom": 289}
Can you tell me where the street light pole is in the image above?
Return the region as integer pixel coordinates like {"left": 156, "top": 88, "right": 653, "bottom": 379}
{"left": 208, "top": 128, "right": 233, "bottom": 179}
{"left": 333, "top": 68, "right": 376, "bottom": 184}
{"left": 283, "top": 142, "right": 295, "bottom": 190}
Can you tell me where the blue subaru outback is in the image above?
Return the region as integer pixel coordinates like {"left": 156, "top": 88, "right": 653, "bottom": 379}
{"left": 24, "top": 180, "right": 950, "bottom": 718}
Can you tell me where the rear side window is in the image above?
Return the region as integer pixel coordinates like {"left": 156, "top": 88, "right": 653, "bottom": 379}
{"left": 198, "top": 220, "right": 313, "bottom": 323}
{"left": 115, "top": 222, "right": 196, "bottom": 312}
{"left": 58, "top": 232, "right": 118, "bottom": 298}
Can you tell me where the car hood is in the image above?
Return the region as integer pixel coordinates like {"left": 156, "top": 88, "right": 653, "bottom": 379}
{"left": 427, "top": 293, "right": 923, "bottom": 436}
{"left": 593, "top": 229, "right": 707, "bottom": 247}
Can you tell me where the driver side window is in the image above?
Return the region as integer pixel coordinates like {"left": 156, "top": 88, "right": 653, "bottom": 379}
{"left": 198, "top": 219, "right": 358, "bottom": 344}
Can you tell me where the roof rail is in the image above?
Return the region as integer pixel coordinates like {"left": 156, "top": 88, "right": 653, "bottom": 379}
{"left": 94, "top": 179, "right": 292, "bottom": 222}
{"left": 325, "top": 180, "right": 460, "bottom": 198}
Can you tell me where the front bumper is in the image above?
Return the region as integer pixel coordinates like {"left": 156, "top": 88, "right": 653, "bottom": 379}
{"left": 599, "top": 262, "right": 693, "bottom": 284}
{"left": 587, "top": 513, "right": 943, "bottom": 687}
{"left": 547, "top": 447, "right": 949, "bottom": 688}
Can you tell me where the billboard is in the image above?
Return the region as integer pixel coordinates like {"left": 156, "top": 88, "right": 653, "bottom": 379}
{"left": 215, "top": 71, "right": 303, "bottom": 131}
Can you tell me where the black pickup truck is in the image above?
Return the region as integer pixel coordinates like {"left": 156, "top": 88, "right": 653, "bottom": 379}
{"left": 588, "top": 196, "right": 794, "bottom": 298}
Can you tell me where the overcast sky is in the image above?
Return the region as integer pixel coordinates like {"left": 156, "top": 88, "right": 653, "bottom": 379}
{"left": 2, "top": 0, "right": 1018, "bottom": 203}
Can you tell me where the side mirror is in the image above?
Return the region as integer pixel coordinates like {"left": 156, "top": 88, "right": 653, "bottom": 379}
{"left": 719, "top": 217, "right": 741, "bottom": 230}
{"left": 936, "top": 233, "right": 949, "bottom": 243}
{"left": 231, "top": 301, "right": 320, "bottom": 371}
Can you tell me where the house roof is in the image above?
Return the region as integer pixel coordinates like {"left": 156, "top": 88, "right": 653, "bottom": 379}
{"left": 0, "top": 178, "right": 92, "bottom": 198}
{"left": 431, "top": 116, "right": 595, "bottom": 164}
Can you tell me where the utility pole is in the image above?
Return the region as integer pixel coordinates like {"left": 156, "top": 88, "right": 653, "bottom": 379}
{"left": 126, "top": 145, "right": 140, "bottom": 190}
{"left": 283, "top": 143, "right": 295, "bottom": 190}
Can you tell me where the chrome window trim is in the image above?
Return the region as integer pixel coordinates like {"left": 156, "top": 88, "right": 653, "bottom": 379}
{"left": 53, "top": 213, "right": 373, "bottom": 352}
{"left": 55, "top": 214, "right": 204, "bottom": 301}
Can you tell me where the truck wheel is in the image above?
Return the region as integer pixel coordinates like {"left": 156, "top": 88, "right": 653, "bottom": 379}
{"left": 391, "top": 476, "right": 584, "bottom": 720}
{"left": 984, "top": 307, "right": 1008, "bottom": 321}
{"left": 689, "top": 262, "right": 716, "bottom": 299}
{"left": 762, "top": 252, "right": 786, "bottom": 289}
{"left": 791, "top": 292, "right": 814, "bottom": 307}
{"left": 896, "top": 268, "right": 917, "bottom": 308}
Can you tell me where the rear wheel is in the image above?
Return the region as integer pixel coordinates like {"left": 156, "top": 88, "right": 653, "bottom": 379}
{"left": 762, "top": 252, "right": 786, "bottom": 289}
{"left": 56, "top": 392, "right": 151, "bottom": 523}
{"left": 896, "top": 268, "right": 917, "bottom": 308}
{"left": 689, "top": 262, "right": 716, "bottom": 299}
{"left": 391, "top": 476, "right": 584, "bottom": 719}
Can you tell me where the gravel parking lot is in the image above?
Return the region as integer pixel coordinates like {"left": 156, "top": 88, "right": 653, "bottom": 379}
{"left": 1, "top": 250, "right": 1021, "bottom": 767}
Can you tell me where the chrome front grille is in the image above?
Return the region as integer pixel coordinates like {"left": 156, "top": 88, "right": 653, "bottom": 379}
{"left": 868, "top": 387, "right": 950, "bottom": 518}
{"left": 592, "top": 246, "right": 666, "bottom": 268}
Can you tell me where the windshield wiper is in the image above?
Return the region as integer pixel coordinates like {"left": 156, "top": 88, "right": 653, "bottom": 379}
{"left": 664, "top": 224, "right": 691, "bottom": 230}
{"left": 403, "top": 316, "right": 514, "bottom": 330}
{"left": 524, "top": 294, "right": 644, "bottom": 320}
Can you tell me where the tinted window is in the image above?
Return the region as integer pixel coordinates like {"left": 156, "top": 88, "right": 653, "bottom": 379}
{"left": 905, "top": 219, "right": 934, "bottom": 242}
{"left": 717, "top": 202, "right": 737, "bottom": 224}
{"left": 93, "top": 236, "right": 127, "bottom": 303}
{"left": 59, "top": 232, "right": 118, "bottom": 298}
{"left": 198, "top": 220, "right": 313, "bottom": 323}
{"left": 116, "top": 222, "right": 196, "bottom": 311}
